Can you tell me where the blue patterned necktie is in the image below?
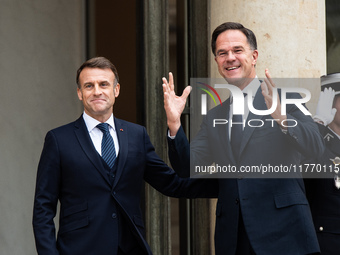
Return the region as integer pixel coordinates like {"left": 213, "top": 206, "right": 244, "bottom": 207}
{"left": 97, "top": 123, "right": 116, "bottom": 168}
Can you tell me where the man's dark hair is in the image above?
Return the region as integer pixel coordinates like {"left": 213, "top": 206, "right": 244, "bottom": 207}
{"left": 76, "top": 57, "right": 119, "bottom": 88}
{"left": 211, "top": 22, "right": 257, "bottom": 56}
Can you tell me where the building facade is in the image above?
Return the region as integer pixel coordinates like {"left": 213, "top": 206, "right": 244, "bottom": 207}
{"left": 0, "top": 0, "right": 332, "bottom": 254}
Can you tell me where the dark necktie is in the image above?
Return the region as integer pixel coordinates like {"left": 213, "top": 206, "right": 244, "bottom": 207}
{"left": 97, "top": 123, "right": 116, "bottom": 168}
{"left": 230, "top": 94, "right": 246, "bottom": 160}
{"left": 231, "top": 114, "right": 243, "bottom": 160}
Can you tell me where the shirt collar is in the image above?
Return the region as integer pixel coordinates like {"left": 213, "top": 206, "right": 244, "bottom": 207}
{"left": 242, "top": 76, "right": 261, "bottom": 98}
{"left": 230, "top": 76, "right": 261, "bottom": 104}
{"left": 82, "top": 112, "right": 116, "bottom": 133}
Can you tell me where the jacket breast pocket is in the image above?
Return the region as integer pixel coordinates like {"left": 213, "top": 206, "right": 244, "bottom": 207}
{"left": 59, "top": 202, "right": 89, "bottom": 234}
{"left": 127, "top": 144, "right": 144, "bottom": 164}
{"left": 274, "top": 193, "right": 308, "bottom": 208}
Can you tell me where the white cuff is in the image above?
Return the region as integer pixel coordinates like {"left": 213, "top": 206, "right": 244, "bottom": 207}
{"left": 168, "top": 130, "right": 176, "bottom": 139}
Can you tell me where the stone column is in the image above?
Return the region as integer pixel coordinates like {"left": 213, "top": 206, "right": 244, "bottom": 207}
{"left": 188, "top": 1, "right": 216, "bottom": 254}
{"left": 142, "top": 1, "right": 172, "bottom": 254}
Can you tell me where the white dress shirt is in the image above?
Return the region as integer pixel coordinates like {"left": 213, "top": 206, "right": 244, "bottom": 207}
{"left": 82, "top": 112, "right": 120, "bottom": 157}
{"left": 228, "top": 77, "right": 261, "bottom": 138}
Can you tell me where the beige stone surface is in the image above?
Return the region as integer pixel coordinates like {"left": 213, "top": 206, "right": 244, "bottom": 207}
{"left": 210, "top": 0, "right": 326, "bottom": 112}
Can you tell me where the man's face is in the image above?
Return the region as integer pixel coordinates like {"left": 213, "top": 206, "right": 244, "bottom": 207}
{"left": 77, "top": 67, "right": 120, "bottom": 122}
{"left": 214, "top": 29, "right": 258, "bottom": 89}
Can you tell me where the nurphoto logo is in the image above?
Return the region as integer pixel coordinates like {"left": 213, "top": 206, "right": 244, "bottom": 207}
{"left": 200, "top": 83, "right": 311, "bottom": 116}
{"left": 196, "top": 79, "right": 312, "bottom": 129}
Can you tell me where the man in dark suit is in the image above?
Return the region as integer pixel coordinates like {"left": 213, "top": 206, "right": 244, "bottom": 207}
{"left": 32, "top": 57, "right": 218, "bottom": 255}
{"left": 304, "top": 73, "right": 340, "bottom": 255}
{"left": 163, "top": 22, "right": 324, "bottom": 254}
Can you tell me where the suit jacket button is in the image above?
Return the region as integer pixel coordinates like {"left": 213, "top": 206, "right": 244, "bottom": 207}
{"left": 235, "top": 199, "right": 239, "bottom": 204}
{"left": 112, "top": 213, "right": 117, "bottom": 219}
{"left": 319, "top": 226, "right": 323, "bottom": 231}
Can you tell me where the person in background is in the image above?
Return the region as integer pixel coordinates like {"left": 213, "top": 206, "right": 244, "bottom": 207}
{"left": 305, "top": 73, "right": 340, "bottom": 255}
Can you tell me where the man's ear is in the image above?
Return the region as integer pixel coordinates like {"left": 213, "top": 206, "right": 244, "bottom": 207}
{"left": 114, "top": 83, "right": 120, "bottom": 98}
{"left": 252, "top": 50, "right": 258, "bottom": 66}
{"left": 77, "top": 88, "right": 83, "bottom": 101}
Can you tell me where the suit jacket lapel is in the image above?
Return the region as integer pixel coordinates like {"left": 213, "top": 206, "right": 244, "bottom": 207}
{"left": 74, "top": 116, "right": 111, "bottom": 185}
{"left": 239, "top": 87, "right": 267, "bottom": 156}
{"left": 112, "top": 118, "right": 128, "bottom": 189}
